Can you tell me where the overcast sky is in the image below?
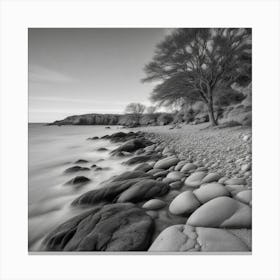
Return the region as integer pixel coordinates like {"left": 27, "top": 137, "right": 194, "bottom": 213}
{"left": 28, "top": 28, "right": 169, "bottom": 123}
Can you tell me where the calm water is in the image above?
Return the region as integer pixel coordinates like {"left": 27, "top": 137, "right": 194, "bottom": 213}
{"left": 28, "top": 124, "right": 132, "bottom": 251}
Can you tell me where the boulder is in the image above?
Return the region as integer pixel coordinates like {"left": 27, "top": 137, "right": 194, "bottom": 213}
{"left": 74, "top": 159, "right": 89, "bottom": 164}
{"left": 169, "top": 181, "right": 183, "bottom": 190}
{"left": 142, "top": 199, "right": 166, "bottom": 210}
{"left": 43, "top": 203, "right": 154, "bottom": 251}
{"left": 187, "top": 196, "right": 251, "bottom": 228}
{"left": 123, "top": 155, "right": 156, "bottom": 165}
{"left": 166, "top": 171, "right": 184, "bottom": 182}
{"left": 225, "top": 178, "right": 246, "bottom": 185}
{"left": 149, "top": 225, "right": 199, "bottom": 252}
{"left": 148, "top": 225, "right": 250, "bottom": 252}
{"left": 154, "top": 156, "right": 180, "bottom": 169}
{"left": 111, "top": 138, "right": 153, "bottom": 154}
{"left": 64, "top": 166, "right": 90, "bottom": 173}
{"left": 134, "top": 163, "right": 153, "bottom": 172}
{"left": 181, "top": 163, "right": 197, "bottom": 173}
{"left": 193, "top": 183, "right": 230, "bottom": 203}
{"left": 71, "top": 177, "right": 144, "bottom": 206}
{"left": 66, "top": 176, "right": 90, "bottom": 186}
{"left": 196, "top": 227, "right": 250, "bottom": 252}
{"left": 201, "top": 173, "right": 221, "bottom": 184}
{"left": 169, "top": 191, "right": 201, "bottom": 216}
{"left": 184, "top": 171, "right": 207, "bottom": 188}
{"left": 235, "top": 190, "right": 252, "bottom": 204}
{"left": 97, "top": 147, "right": 108, "bottom": 152}
{"left": 117, "top": 179, "right": 170, "bottom": 203}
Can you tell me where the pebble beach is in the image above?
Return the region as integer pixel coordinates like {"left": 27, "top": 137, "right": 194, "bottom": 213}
{"left": 36, "top": 123, "right": 252, "bottom": 253}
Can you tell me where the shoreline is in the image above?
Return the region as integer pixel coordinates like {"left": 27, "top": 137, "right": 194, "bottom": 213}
{"left": 33, "top": 124, "right": 252, "bottom": 252}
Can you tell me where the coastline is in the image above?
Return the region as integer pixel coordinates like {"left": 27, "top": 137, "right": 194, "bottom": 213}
{"left": 35, "top": 124, "right": 252, "bottom": 252}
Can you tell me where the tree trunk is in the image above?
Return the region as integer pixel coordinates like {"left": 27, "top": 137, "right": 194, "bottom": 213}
{"left": 207, "top": 102, "right": 218, "bottom": 126}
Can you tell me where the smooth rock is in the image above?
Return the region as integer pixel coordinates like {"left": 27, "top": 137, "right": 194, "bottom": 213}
{"left": 235, "top": 190, "right": 252, "bottom": 204}
{"left": 201, "top": 173, "right": 221, "bottom": 184}
{"left": 187, "top": 196, "right": 252, "bottom": 228}
{"left": 169, "top": 191, "right": 201, "bottom": 215}
{"left": 184, "top": 171, "right": 207, "bottom": 188}
{"left": 142, "top": 199, "right": 166, "bottom": 210}
{"left": 66, "top": 176, "right": 90, "bottom": 186}
{"left": 169, "top": 181, "right": 183, "bottom": 190}
{"left": 64, "top": 166, "right": 90, "bottom": 173}
{"left": 181, "top": 163, "right": 197, "bottom": 173}
{"left": 154, "top": 156, "right": 180, "bottom": 170}
{"left": 196, "top": 227, "right": 249, "bottom": 251}
{"left": 225, "top": 178, "right": 246, "bottom": 185}
{"left": 166, "top": 171, "right": 184, "bottom": 181}
{"left": 193, "top": 183, "right": 230, "bottom": 204}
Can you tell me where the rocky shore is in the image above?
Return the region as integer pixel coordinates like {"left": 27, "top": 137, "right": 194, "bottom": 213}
{"left": 41, "top": 125, "right": 252, "bottom": 253}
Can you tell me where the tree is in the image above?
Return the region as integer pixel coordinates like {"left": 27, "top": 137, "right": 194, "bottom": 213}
{"left": 143, "top": 28, "right": 251, "bottom": 126}
{"left": 124, "top": 102, "right": 146, "bottom": 125}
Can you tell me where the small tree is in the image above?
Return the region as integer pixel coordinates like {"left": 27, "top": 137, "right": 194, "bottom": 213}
{"left": 143, "top": 28, "right": 251, "bottom": 126}
{"left": 124, "top": 102, "right": 146, "bottom": 125}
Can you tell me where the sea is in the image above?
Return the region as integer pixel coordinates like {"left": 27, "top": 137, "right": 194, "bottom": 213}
{"left": 28, "top": 123, "right": 134, "bottom": 251}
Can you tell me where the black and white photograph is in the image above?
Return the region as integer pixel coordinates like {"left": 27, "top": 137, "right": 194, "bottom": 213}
{"left": 28, "top": 28, "right": 252, "bottom": 253}
{"left": 1, "top": 0, "right": 280, "bottom": 279}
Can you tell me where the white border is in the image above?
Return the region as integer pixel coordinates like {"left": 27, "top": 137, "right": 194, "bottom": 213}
{"left": 1, "top": 0, "right": 280, "bottom": 279}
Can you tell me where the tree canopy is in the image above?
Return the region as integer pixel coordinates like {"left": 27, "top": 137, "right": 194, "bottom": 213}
{"left": 143, "top": 28, "right": 252, "bottom": 125}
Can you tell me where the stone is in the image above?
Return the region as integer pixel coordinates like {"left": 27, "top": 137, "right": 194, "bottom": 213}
{"left": 64, "top": 166, "right": 90, "bottom": 173}
{"left": 134, "top": 163, "right": 153, "bottom": 172}
{"left": 123, "top": 155, "right": 153, "bottom": 165}
{"left": 184, "top": 171, "right": 207, "bottom": 188}
{"left": 66, "top": 176, "right": 90, "bottom": 186}
{"left": 241, "top": 163, "right": 251, "bottom": 172}
{"left": 111, "top": 138, "right": 152, "bottom": 154}
{"left": 112, "top": 171, "right": 151, "bottom": 182}
{"left": 149, "top": 225, "right": 198, "bottom": 252}
{"left": 235, "top": 190, "right": 252, "bottom": 204}
{"left": 181, "top": 163, "right": 197, "bottom": 173}
{"left": 74, "top": 159, "right": 88, "bottom": 164}
{"left": 43, "top": 203, "right": 154, "bottom": 251}
{"left": 218, "top": 177, "right": 228, "bottom": 184}
{"left": 166, "top": 171, "right": 184, "bottom": 182}
{"left": 147, "top": 168, "right": 165, "bottom": 176}
{"left": 201, "top": 173, "right": 221, "bottom": 184}
{"left": 225, "top": 178, "right": 246, "bottom": 185}
{"left": 196, "top": 227, "right": 250, "bottom": 252}
{"left": 193, "top": 183, "right": 230, "bottom": 204}
{"left": 97, "top": 147, "right": 108, "bottom": 152}
{"left": 154, "top": 156, "right": 180, "bottom": 169}
{"left": 142, "top": 199, "right": 166, "bottom": 210}
{"left": 117, "top": 179, "right": 170, "bottom": 203}
{"left": 225, "top": 185, "right": 246, "bottom": 195}
{"left": 187, "top": 196, "right": 251, "bottom": 228}
{"left": 169, "top": 181, "right": 183, "bottom": 190}
{"left": 169, "top": 191, "right": 201, "bottom": 215}
{"left": 174, "top": 160, "right": 188, "bottom": 171}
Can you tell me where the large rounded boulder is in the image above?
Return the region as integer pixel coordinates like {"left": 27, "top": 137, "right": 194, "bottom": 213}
{"left": 43, "top": 203, "right": 154, "bottom": 251}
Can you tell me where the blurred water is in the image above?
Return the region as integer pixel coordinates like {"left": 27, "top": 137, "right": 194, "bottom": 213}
{"left": 28, "top": 124, "right": 132, "bottom": 251}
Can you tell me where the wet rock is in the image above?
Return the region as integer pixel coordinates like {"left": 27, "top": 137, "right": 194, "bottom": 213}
{"left": 187, "top": 196, "right": 251, "bottom": 228}
{"left": 97, "top": 147, "right": 108, "bottom": 152}
{"left": 66, "top": 176, "right": 90, "bottom": 186}
{"left": 134, "top": 163, "right": 153, "bottom": 172}
{"left": 169, "top": 191, "right": 201, "bottom": 216}
{"left": 87, "top": 136, "right": 99, "bottom": 140}
{"left": 123, "top": 155, "right": 155, "bottom": 165}
{"left": 43, "top": 203, "right": 154, "bottom": 251}
{"left": 147, "top": 168, "right": 165, "bottom": 176}
{"left": 154, "top": 156, "right": 180, "bottom": 169}
{"left": 117, "top": 179, "right": 170, "bottom": 203}
{"left": 112, "top": 171, "right": 151, "bottom": 182}
{"left": 193, "top": 183, "right": 230, "bottom": 203}
{"left": 74, "top": 159, "right": 89, "bottom": 164}
{"left": 64, "top": 166, "right": 90, "bottom": 174}
{"left": 142, "top": 199, "right": 166, "bottom": 210}
{"left": 111, "top": 138, "right": 153, "bottom": 154}
{"left": 184, "top": 171, "right": 207, "bottom": 188}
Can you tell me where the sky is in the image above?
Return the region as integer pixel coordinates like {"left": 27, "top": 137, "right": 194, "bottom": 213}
{"left": 28, "top": 28, "right": 169, "bottom": 123}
